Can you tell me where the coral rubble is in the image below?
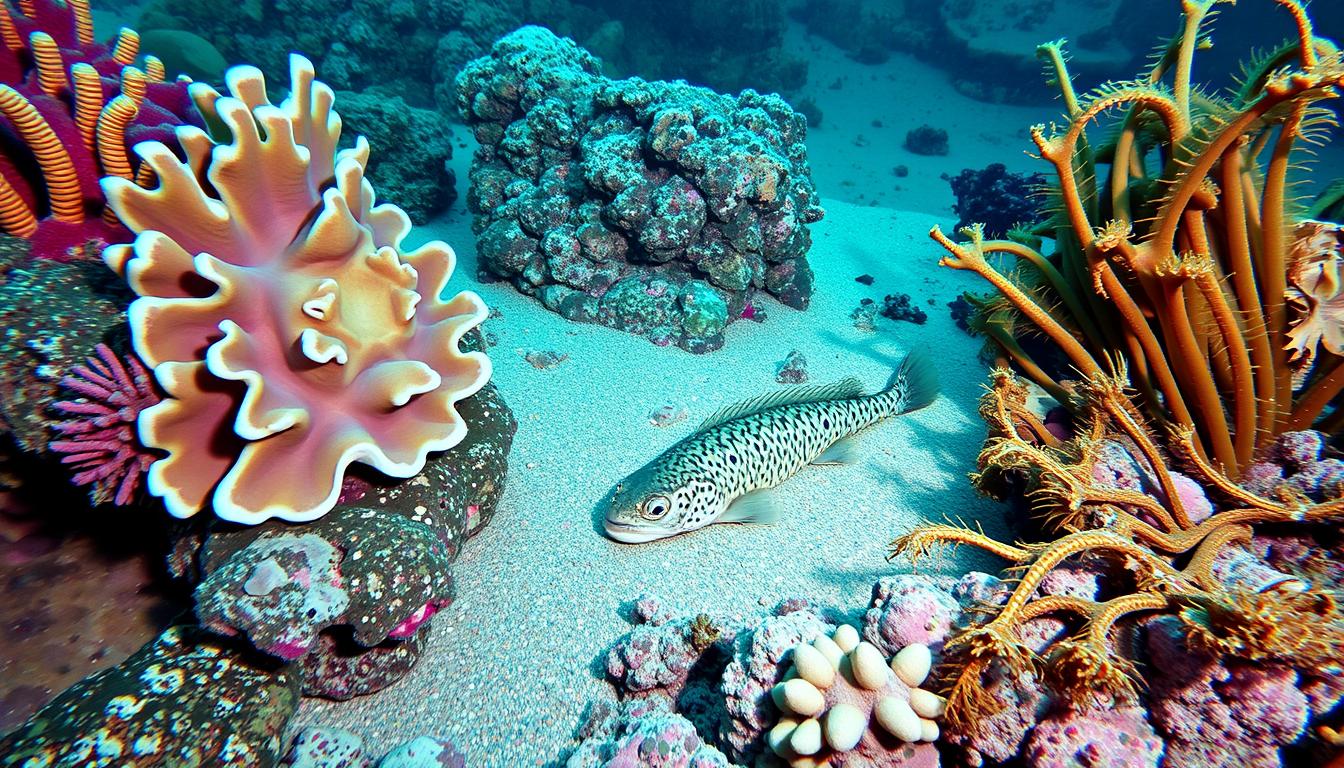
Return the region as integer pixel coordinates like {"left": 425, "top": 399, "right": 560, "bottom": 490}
{"left": 457, "top": 26, "right": 823, "bottom": 353}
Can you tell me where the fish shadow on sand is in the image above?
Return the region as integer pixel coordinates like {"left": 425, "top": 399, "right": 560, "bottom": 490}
{"left": 807, "top": 330, "right": 1013, "bottom": 590}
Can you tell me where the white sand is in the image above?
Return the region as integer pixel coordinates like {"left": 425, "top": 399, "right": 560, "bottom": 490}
{"left": 294, "top": 189, "right": 1014, "bottom": 763}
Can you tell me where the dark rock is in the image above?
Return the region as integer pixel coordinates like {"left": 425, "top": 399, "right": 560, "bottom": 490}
{"left": 775, "top": 350, "right": 808, "bottom": 384}
{"left": 336, "top": 90, "right": 457, "bottom": 224}
{"left": 0, "top": 625, "right": 300, "bottom": 766}
{"left": 299, "top": 625, "right": 430, "bottom": 701}
{"left": 904, "top": 124, "right": 949, "bottom": 156}
{"left": 945, "top": 163, "right": 1046, "bottom": 239}
{"left": 879, "top": 293, "right": 928, "bottom": 324}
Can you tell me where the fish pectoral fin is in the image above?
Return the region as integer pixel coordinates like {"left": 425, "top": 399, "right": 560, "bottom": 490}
{"left": 813, "top": 436, "right": 860, "bottom": 465}
{"left": 719, "top": 489, "right": 781, "bottom": 525}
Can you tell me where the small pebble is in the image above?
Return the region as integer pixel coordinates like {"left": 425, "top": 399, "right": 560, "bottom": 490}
{"left": 523, "top": 349, "right": 568, "bottom": 369}
{"left": 646, "top": 401, "right": 689, "bottom": 427}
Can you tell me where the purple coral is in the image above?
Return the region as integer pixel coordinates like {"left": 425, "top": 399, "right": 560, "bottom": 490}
{"left": 1145, "top": 616, "right": 1309, "bottom": 768}
{"left": 48, "top": 344, "right": 159, "bottom": 506}
{"left": 1023, "top": 708, "right": 1164, "bottom": 768}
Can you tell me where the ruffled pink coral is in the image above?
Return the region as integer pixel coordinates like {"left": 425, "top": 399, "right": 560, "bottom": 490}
{"left": 100, "top": 55, "right": 491, "bottom": 524}
{"left": 49, "top": 343, "right": 160, "bottom": 505}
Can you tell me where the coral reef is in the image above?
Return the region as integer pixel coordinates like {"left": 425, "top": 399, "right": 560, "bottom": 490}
{"left": 944, "top": 163, "right": 1046, "bottom": 240}
{"left": 0, "top": 0, "right": 196, "bottom": 261}
{"left": 457, "top": 26, "right": 823, "bottom": 353}
{"left": 334, "top": 90, "right": 457, "bottom": 224}
{"left": 793, "top": 0, "right": 1142, "bottom": 103}
{"left": 140, "top": 0, "right": 808, "bottom": 120}
{"left": 934, "top": 0, "right": 1344, "bottom": 475}
{"left": 102, "top": 55, "right": 492, "bottom": 524}
{"left": 790, "top": 0, "right": 934, "bottom": 66}
{"left": 890, "top": 367, "right": 1344, "bottom": 767}
{"left": 0, "top": 625, "right": 300, "bottom": 766}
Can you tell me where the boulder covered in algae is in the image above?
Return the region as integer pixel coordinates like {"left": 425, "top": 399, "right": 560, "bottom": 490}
{"left": 457, "top": 26, "right": 823, "bottom": 353}
{"left": 172, "top": 371, "right": 516, "bottom": 680}
{"left": 0, "top": 625, "right": 300, "bottom": 767}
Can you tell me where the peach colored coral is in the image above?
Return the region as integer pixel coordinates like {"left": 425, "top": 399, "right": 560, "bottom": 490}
{"left": 1285, "top": 219, "right": 1344, "bottom": 376}
{"left": 100, "top": 54, "right": 491, "bottom": 525}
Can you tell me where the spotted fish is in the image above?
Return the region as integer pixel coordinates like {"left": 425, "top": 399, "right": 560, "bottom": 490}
{"left": 603, "top": 353, "right": 938, "bottom": 543}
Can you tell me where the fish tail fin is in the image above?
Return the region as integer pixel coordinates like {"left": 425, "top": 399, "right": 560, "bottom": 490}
{"left": 885, "top": 350, "right": 939, "bottom": 413}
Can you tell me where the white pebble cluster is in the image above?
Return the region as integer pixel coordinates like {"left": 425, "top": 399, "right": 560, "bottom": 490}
{"left": 767, "top": 624, "right": 944, "bottom": 766}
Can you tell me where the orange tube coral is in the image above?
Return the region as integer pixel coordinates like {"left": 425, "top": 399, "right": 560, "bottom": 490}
{"left": 0, "top": 85, "right": 82, "bottom": 223}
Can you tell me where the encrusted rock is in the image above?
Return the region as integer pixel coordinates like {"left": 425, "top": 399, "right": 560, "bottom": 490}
{"left": 457, "top": 26, "right": 823, "bottom": 353}
{"left": 0, "top": 626, "right": 299, "bottom": 766}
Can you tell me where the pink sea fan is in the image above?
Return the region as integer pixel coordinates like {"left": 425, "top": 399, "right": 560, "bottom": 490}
{"left": 50, "top": 343, "right": 160, "bottom": 506}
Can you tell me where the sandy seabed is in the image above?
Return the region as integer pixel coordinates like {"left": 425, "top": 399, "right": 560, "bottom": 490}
{"left": 292, "top": 19, "right": 1071, "bottom": 766}
{"left": 291, "top": 18, "right": 1344, "bottom": 768}
{"left": 293, "top": 190, "right": 1011, "bottom": 764}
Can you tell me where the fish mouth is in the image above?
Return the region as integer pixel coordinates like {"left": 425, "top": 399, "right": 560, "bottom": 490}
{"left": 603, "top": 522, "right": 667, "bottom": 544}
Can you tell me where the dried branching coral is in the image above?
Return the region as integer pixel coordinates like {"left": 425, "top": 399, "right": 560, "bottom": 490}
{"left": 0, "top": 0, "right": 194, "bottom": 258}
{"left": 890, "top": 368, "right": 1344, "bottom": 733}
{"left": 934, "top": 0, "right": 1344, "bottom": 477}
{"left": 101, "top": 55, "right": 492, "bottom": 525}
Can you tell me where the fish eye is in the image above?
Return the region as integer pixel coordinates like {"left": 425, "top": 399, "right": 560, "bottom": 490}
{"left": 640, "top": 495, "right": 671, "bottom": 520}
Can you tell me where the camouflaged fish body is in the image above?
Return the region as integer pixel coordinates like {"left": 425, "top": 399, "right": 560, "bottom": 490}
{"left": 603, "top": 353, "right": 938, "bottom": 543}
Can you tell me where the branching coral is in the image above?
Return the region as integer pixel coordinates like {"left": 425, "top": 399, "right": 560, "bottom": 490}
{"left": 889, "top": 367, "right": 1344, "bottom": 734}
{"left": 100, "top": 55, "right": 492, "bottom": 524}
{"left": 0, "top": 0, "right": 195, "bottom": 260}
{"left": 934, "top": 0, "right": 1344, "bottom": 477}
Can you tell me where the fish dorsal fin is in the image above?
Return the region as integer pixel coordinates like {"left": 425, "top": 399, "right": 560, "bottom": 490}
{"left": 697, "top": 377, "right": 866, "bottom": 431}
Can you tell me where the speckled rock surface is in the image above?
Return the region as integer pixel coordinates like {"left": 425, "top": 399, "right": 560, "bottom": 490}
{"left": 299, "top": 624, "right": 431, "bottom": 701}
{"left": 566, "top": 697, "right": 734, "bottom": 768}
{"left": 283, "top": 726, "right": 372, "bottom": 768}
{"left": 0, "top": 625, "right": 299, "bottom": 767}
{"left": 457, "top": 26, "right": 823, "bottom": 353}
{"left": 0, "top": 239, "right": 130, "bottom": 453}
{"left": 178, "top": 375, "right": 516, "bottom": 670}
{"left": 336, "top": 90, "right": 457, "bottom": 225}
